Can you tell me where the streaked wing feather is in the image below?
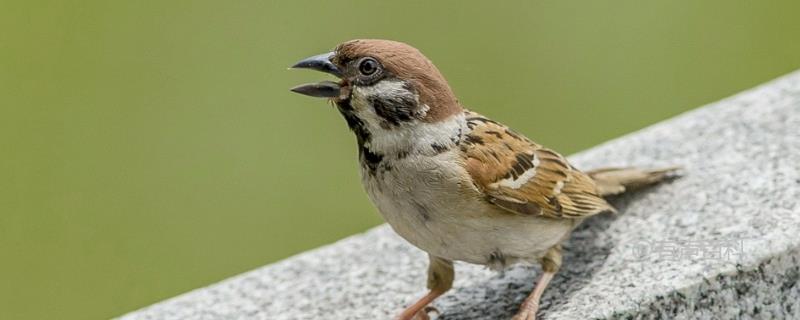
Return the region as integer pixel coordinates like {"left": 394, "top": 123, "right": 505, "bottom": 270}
{"left": 461, "top": 111, "right": 614, "bottom": 219}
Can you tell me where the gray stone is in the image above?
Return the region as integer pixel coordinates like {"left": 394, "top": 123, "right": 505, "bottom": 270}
{"left": 119, "top": 71, "right": 800, "bottom": 320}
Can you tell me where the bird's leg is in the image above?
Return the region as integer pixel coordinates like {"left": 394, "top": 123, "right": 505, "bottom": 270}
{"left": 396, "top": 255, "right": 453, "bottom": 320}
{"left": 513, "top": 245, "right": 562, "bottom": 320}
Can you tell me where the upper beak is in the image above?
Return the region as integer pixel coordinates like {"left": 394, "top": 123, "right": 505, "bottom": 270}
{"left": 289, "top": 52, "right": 343, "bottom": 98}
{"left": 291, "top": 52, "right": 342, "bottom": 78}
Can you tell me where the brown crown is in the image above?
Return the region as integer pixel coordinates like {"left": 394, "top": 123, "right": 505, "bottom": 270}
{"left": 334, "top": 39, "right": 462, "bottom": 122}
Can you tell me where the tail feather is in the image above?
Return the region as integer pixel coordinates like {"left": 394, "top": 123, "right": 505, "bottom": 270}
{"left": 587, "top": 166, "right": 681, "bottom": 197}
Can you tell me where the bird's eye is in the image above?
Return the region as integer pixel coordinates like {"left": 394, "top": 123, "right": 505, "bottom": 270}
{"left": 358, "top": 58, "right": 379, "bottom": 76}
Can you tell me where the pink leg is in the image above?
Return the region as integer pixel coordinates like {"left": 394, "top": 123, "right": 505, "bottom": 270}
{"left": 396, "top": 256, "right": 453, "bottom": 320}
{"left": 512, "top": 271, "right": 555, "bottom": 320}
{"left": 395, "top": 289, "right": 444, "bottom": 320}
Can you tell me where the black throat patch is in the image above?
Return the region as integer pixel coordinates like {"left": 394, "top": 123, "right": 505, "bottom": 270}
{"left": 336, "top": 97, "right": 371, "bottom": 146}
{"left": 335, "top": 98, "right": 383, "bottom": 176}
{"left": 335, "top": 81, "right": 422, "bottom": 176}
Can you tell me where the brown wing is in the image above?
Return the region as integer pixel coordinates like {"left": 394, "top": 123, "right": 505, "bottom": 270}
{"left": 461, "top": 111, "right": 614, "bottom": 219}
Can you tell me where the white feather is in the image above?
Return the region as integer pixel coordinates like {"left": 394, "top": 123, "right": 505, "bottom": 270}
{"left": 494, "top": 156, "right": 540, "bottom": 189}
{"left": 350, "top": 80, "right": 465, "bottom": 156}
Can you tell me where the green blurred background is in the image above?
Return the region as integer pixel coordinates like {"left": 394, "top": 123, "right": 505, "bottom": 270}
{"left": 1, "top": 1, "right": 799, "bottom": 319}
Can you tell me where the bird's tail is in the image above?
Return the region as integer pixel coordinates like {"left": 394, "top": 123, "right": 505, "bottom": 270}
{"left": 587, "top": 166, "right": 681, "bottom": 197}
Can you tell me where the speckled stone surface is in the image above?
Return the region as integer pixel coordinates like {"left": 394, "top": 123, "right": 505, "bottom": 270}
{"left": 119, "top": 71, "right": 800, "bottom": 320}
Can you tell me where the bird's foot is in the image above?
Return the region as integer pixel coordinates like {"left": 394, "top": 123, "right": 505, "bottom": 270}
{"left": 422, "top": 306, "right": 440, "bottom": 319}
{"left": 396, "top": 306, "right": 439, "bottom": 320}
{"left": 511, "top": 301, "right": 538, "bottom": 320}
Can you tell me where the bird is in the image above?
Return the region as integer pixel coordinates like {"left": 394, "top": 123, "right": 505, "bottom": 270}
{"left": 289, "top": 39, "right": 678, "bottom": 320}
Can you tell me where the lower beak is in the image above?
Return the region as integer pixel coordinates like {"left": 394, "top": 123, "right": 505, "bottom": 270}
{"left": 290, "top": 81, "right": 341, "bottom": 98}
{"left": 289, "top": 52, "right": 343, "bottom": 98}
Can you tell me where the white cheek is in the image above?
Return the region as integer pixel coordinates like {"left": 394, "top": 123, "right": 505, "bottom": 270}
{"left": 351, "top": 80, "right": 415, "bottom": 111}
{"left": 350, "top": 80, "right": 416, "bottom": 131}
{"left": 354, "top": 80, "right": 416, "bottom": 102}
{"left": 349, "top": 80, "right": 466, "bottom": 155}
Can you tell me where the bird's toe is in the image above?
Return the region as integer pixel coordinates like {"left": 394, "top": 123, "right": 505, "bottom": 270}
{"left": 511, "top": 310, "right": 536, "bottom": 320}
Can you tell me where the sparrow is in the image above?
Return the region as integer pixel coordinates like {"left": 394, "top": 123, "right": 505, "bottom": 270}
{"left": 290, "top": 39, "right": 677, "bottom": 320}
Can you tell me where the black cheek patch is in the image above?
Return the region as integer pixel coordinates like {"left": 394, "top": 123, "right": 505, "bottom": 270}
{"left": 367, "top": 88, "right": 419, "bottom": 127}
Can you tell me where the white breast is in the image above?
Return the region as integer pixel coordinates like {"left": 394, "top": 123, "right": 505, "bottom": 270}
{"left": 361, "top": 149, "right": 575, "bottom": 269}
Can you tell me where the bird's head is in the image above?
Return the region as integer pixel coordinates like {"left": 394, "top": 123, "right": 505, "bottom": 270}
{"left": 290, "top": 40, "right": 463, "bottom": 148}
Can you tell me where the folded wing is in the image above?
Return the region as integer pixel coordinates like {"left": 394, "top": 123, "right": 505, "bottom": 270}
{"left": 461, "top": 112, "right": 614, "bottom": 219}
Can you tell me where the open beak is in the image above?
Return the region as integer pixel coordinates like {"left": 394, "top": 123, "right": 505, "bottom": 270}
{"left": 289, "top": 52, "right": 343, "bottom": 98}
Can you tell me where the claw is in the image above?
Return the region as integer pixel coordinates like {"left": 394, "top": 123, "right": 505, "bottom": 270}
{"left": 423, "top": 306, "right": 440, "bottom": 318}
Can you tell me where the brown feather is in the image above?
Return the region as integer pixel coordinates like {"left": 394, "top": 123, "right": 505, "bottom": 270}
{"left": 462, "top": 111, "right": 614, "bottom": 219}
{"left": 587, "top": 166, "right": 681, "bottom": 196}
{"left": 333, "top": 39, "right": 462, "bottom": 122}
